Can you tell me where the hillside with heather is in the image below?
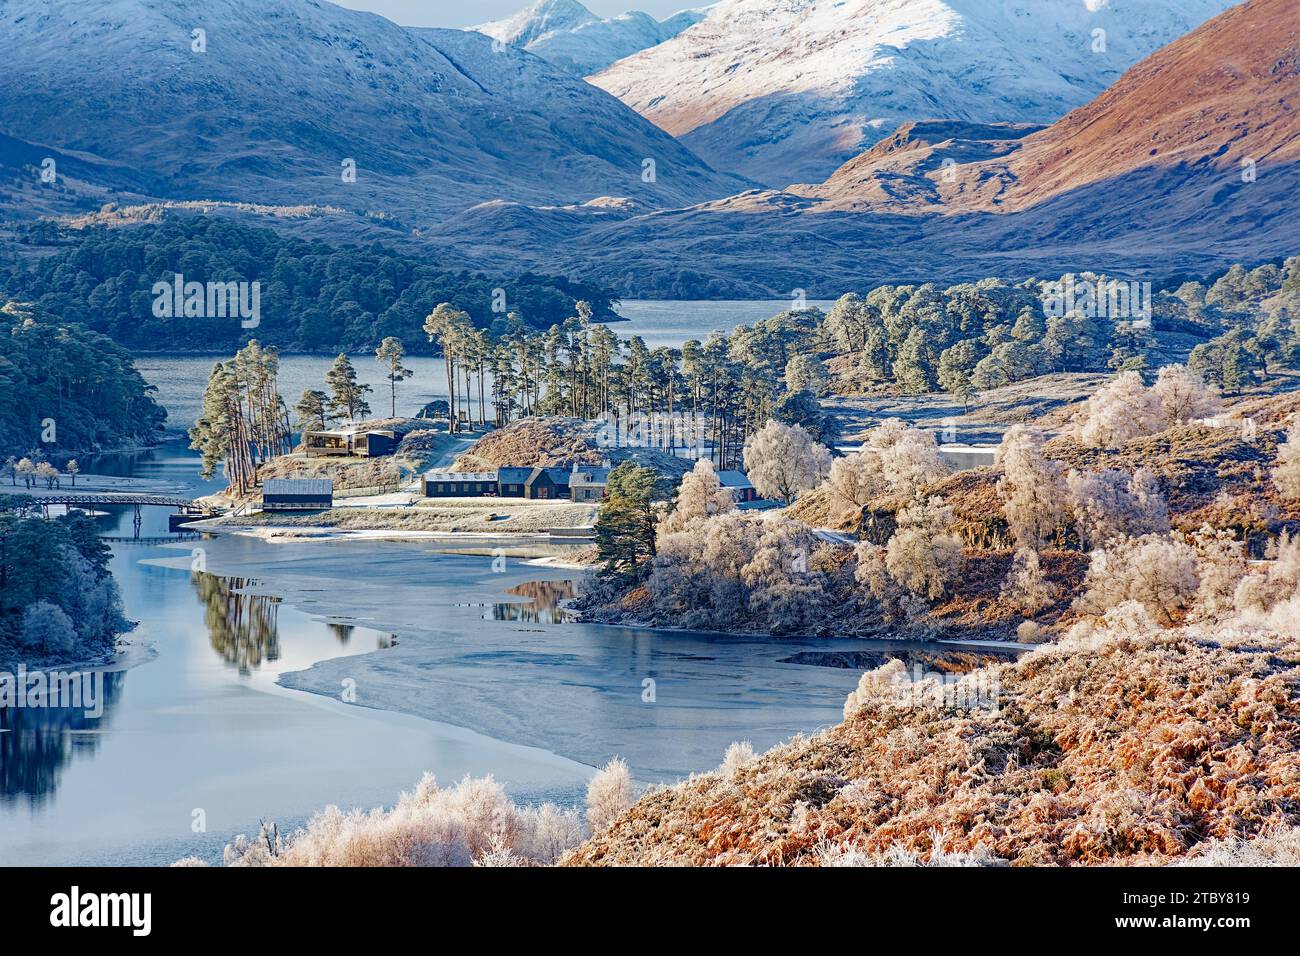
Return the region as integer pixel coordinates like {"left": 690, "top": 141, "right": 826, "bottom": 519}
{"left": 566, "top": 618, "right": 1300, "bottom": 866}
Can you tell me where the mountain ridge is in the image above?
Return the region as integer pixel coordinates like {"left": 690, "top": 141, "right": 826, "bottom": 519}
{"left": 0, "top": 0, "right": 745, "bottom": 229}
{"left": 591, "top": 0, "right": 1241, "bottom": 187}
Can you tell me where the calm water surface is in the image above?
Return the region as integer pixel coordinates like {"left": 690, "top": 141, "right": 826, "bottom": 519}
{"left": 1, "top": 301, "right": 989, "bottom": 866}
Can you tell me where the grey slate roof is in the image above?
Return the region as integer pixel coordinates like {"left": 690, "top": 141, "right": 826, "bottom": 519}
{"left": 262, "top": 478, "right": 334, "bottom": 496}
{"left": 497, "top": 467, "right": 533, "bottom": 484}
{"left": 716, "top": 470, "right": 754, "bottom": 488}
{"left": 525, "top": 467, "right": 572, "bottom": 486}
{"left": 570, "top": 467, "right": 611, "bottom": 487}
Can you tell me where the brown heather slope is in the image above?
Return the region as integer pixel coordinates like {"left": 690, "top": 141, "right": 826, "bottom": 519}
{"left": 566, "top": 624, "right": 1300, "bottom": 866}
{"left": 990, "top": 0, "right": 1300, "bottom": 212}
{"left": 802, "top": 0, "right": 1300, "bottom": 214}
{"left": 452, "top": 416, "right": 692, "bottom": 478}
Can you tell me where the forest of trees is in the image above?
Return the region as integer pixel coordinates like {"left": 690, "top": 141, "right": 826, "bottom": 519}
{"left": 0, "top": 501, "right": 130, "bottom": 665}
{"left": 419, "top": 299, "right": 835, "bottom": 462}
{"left": 0, "top": 300, "right": 167, "bottom": 460}
{"left": 0, "top": 217, "right": 617, "bottom": 353}
{"left": 822, "top": 258, "right": 1300, "bottom": 400}
{"left": 190, "top": 340, "right": 295, "bottom": 497}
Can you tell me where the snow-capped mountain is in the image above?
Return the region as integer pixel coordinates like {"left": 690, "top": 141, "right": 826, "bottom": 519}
{"left": 428, "top": 0, "right": 1299, "bottom": 296}
{"left": 0, "top": 0, "right": 743, "bottom": 227}
{"left": 590, "top": 0, "right": 1242, "bottom": 187}
{"left": 472, "top": 0, "right": 708, "bottom": 76}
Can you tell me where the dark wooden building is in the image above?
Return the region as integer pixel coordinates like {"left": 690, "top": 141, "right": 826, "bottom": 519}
{"left": 261, "top": 478, "right": 334, "bottom": 511}
{"left": 421, "top": 471, "right": 498, "bottom": 497}
{"left": 496, "top": 467, "right": 532, "bottom": 498}
{"left": 523, "top": 467, "right": 571, "bottom": 500}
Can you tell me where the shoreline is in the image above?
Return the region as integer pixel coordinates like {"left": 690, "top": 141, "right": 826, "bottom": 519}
{"left": 197, "top": 522, "right": 596, "bottom": 546}
{"left": 569, "top": 614, "right": 1026, "bottom": 654}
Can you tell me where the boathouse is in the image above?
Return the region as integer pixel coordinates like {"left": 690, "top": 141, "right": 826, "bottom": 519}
{"left": 261, "top": 478, "right": 334, "bottom": 511}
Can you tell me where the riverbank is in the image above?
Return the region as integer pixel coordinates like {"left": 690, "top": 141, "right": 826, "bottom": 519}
{"left": 179, "top": 533, "right": 871, "bottom": 783}
{"left": 199, "top": 497, "right": 599, "bottom": 536}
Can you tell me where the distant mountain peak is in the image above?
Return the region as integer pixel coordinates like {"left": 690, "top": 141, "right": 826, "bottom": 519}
{"left": 475, "top": 0, "right": 600, "bottom": 47}
{"left": 472, "top": 1, "right": 709, "bottom": 76}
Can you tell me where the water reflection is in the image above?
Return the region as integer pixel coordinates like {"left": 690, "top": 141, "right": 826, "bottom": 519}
{"left": 193, "top": 573, "right": 283, "bottom": 675}
{"left": 191, "top": 572, "right": 396, "bottom": 673}
{"left": 0, "top": 671, "right": 124, "bottom": 807}
{"left": 492, "top": 580, "right": 576, "bottom": 625}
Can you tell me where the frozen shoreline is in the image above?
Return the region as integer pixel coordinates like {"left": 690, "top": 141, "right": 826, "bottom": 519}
{"left": 178, "top": 533, "right": 867, "bottom": 782}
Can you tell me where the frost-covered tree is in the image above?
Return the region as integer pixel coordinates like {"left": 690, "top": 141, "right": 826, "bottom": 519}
{"left": 659, "top": 458, "right": 734, "bottom": 535}
{"left": 58, "top": 546, "right": 129, "bottom": 653}
{"left": 1151, "top": 364, "right": 1221, "bottom": 426}
{"left": 1234, "top": 531, "right": 1300, "bottom": 614}
{"left": 823, "top": 419, "right": 949, "bottom": 515}
{"left": 885, "top": 497, "right": 962, "bottom": 600}
{"left": 1001, "top": 548, "right": 1055, "bottom": 614}
{"left": 651, "top": 512, "right": 831, "bottom": 633}
{"left": 1074, "top": 533, "right": 1200, "bottom": 625}
{"left": 740, "top": 517, "right": 827, "bottom": 632}
{"left": 825, "top": 452, "right": 883, "bottom": 517}
{"left": 1188, "top": 526, "right": 1247, "bottom": 621}
{"left": 1075, "top": 371, "right": 1163, "bottom": 448}
{"left": 877, "top": 427, "right": 950, "bottom": 499}
{"left": 651, "top": 511, "right": 762, "bottom": 627}
{"left": 1067, "top": 467, "right": 1170, "bottom": 548}
{"left": 785, "top": 353, "right": 829, "bottom": 396}
{"left": 743, "top": 420, "right": 832, "bottom": 504}
{"left": 586, "top": 758, "right": 633, "bottom": 833}
{"left": 1272, "top": 420, "right": 1300, "bottom": 500}
{"left": 996, "top": 425, "right": 1067, "bottom": 549}
{"left": 18, "top": 601, "right": 77, "bottom": 656}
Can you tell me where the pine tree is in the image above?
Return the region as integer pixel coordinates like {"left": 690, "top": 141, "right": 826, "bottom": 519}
{"left": 375, "top": 336, "right": 413, "bottom": 418}
{"left": 294, "top": 389, "right": 331, "bottom": 432}
{"left": 892, "top": 327, "right": 936, "bottom": 393}
{"left": 325, "top": 353, "right": 371, "bottom": 423}
{"left": 594, "top": 463, "right": 671, "bottom": 578}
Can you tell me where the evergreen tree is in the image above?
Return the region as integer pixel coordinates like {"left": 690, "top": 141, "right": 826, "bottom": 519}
{"left": 325, "top": 354, "right": 371, "bottom": 423}
{"left": 892, "top": 327, "right": 936, "bottom": 393}
{"left": 594, "top": 463, "right": 672, "bottom": 579}
{"left": 294, "top": 389, "right": 331, "bottom": 432}
{"left": 375, "top": 336, "right": 413, "bottom": 418}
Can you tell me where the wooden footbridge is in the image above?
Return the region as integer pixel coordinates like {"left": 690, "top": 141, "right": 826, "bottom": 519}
{"left": 24, "top": 493, "right": 218, "bottom": 537}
